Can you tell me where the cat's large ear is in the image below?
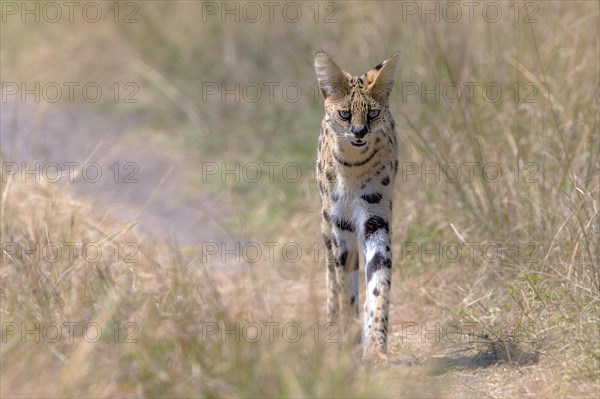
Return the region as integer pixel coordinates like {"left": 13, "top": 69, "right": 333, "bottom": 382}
{"left": 367, "top": 52, "right": 399, "bottom": 101}
{"left": 314, "top": 52, "right": 350, "bottom": 100}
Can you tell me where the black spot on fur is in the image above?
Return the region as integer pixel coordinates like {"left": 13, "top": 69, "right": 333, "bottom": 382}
{"left": 335, "top": 251, "right": 348, "bottom": 268}
{"left": 335, "top": 218, "right": 354, "bottom": 232}
{"left": 331, "top": 191, "right": 340, "bottom": 202}
{"left": 364, "top": 216, "right": 389, "bottom": 240}
{"left": 325, "top": 168, "right": 336, "bottom": 183}
{"left": 350, "top": 295, "right": 356, "bottom": 306}
{"left": 323, "top": 235, "right": 332, "bottom": 250}
{"left": 366, "top": 252, "right": 392, "bottom": 282}
{"left": 361, "top": 192, "right": 383, "bottom": 204}
{"left": 381, "top": 176, "right": 390, "bottom": 186}
{"left": 373, "top": 287, "right": 380, "bottom": 297}
{"left": 374, "top": 61, "right": 384, "bottom": 71}
{"left": 333, "top": 148, "right": 379, "bottom": 167}
{"left": 322, "top": 210, "right": 330, "bottom": 222}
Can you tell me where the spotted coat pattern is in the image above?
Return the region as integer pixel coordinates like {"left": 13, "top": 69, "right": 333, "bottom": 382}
{"left": 314, "top": 52, "right": 399, "bottom": 358}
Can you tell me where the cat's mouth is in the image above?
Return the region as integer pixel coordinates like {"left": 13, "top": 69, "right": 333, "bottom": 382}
{"left": 350, "top": 139, "right": 367, "bottom": 148}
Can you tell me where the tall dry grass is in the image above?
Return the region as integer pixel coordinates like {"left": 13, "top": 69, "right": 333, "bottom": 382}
{"left": 1, "top": 0, "right": 599, "bottom": 397}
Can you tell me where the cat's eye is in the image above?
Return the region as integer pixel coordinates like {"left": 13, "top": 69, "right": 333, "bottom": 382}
{"left": 338, "top": 110, "right": 351, "bottom": 121}
{"left": 368, "top": 109, "right": 380, "bottom": 119}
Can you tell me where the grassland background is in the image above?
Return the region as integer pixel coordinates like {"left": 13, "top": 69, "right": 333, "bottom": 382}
{"left": 1, "top": 0, "right": 599, "bottom": 397}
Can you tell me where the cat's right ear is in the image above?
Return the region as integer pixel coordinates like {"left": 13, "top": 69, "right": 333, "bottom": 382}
{"left": 314, "top": 52, "right": 350, "bottom": 100}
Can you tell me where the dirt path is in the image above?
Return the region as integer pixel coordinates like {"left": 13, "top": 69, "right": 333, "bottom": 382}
{"left": 1, "top": 101, "right": 233, "bottom": 246}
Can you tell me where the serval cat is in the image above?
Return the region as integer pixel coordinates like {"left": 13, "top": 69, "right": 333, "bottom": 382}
{"left": 314, "top": 51, "right": 399, "bottom": 360}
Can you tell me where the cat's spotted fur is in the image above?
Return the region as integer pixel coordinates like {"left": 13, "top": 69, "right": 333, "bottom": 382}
{"left": 315, "top": 51, "right": 399, "bottom": 358}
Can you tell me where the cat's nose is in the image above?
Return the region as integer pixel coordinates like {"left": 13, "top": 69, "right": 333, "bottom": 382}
{"left": 351, "top": 125, "right": 368, "bottom": 139}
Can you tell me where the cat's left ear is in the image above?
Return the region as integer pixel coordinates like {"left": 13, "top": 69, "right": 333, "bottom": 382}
{"left": 367, "top": 52, "right": 399, "bottom": 101}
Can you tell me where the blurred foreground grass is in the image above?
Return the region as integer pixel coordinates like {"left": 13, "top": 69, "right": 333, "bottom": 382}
{"left": 1, "top": 0, "right": 599, "bottom": 397}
